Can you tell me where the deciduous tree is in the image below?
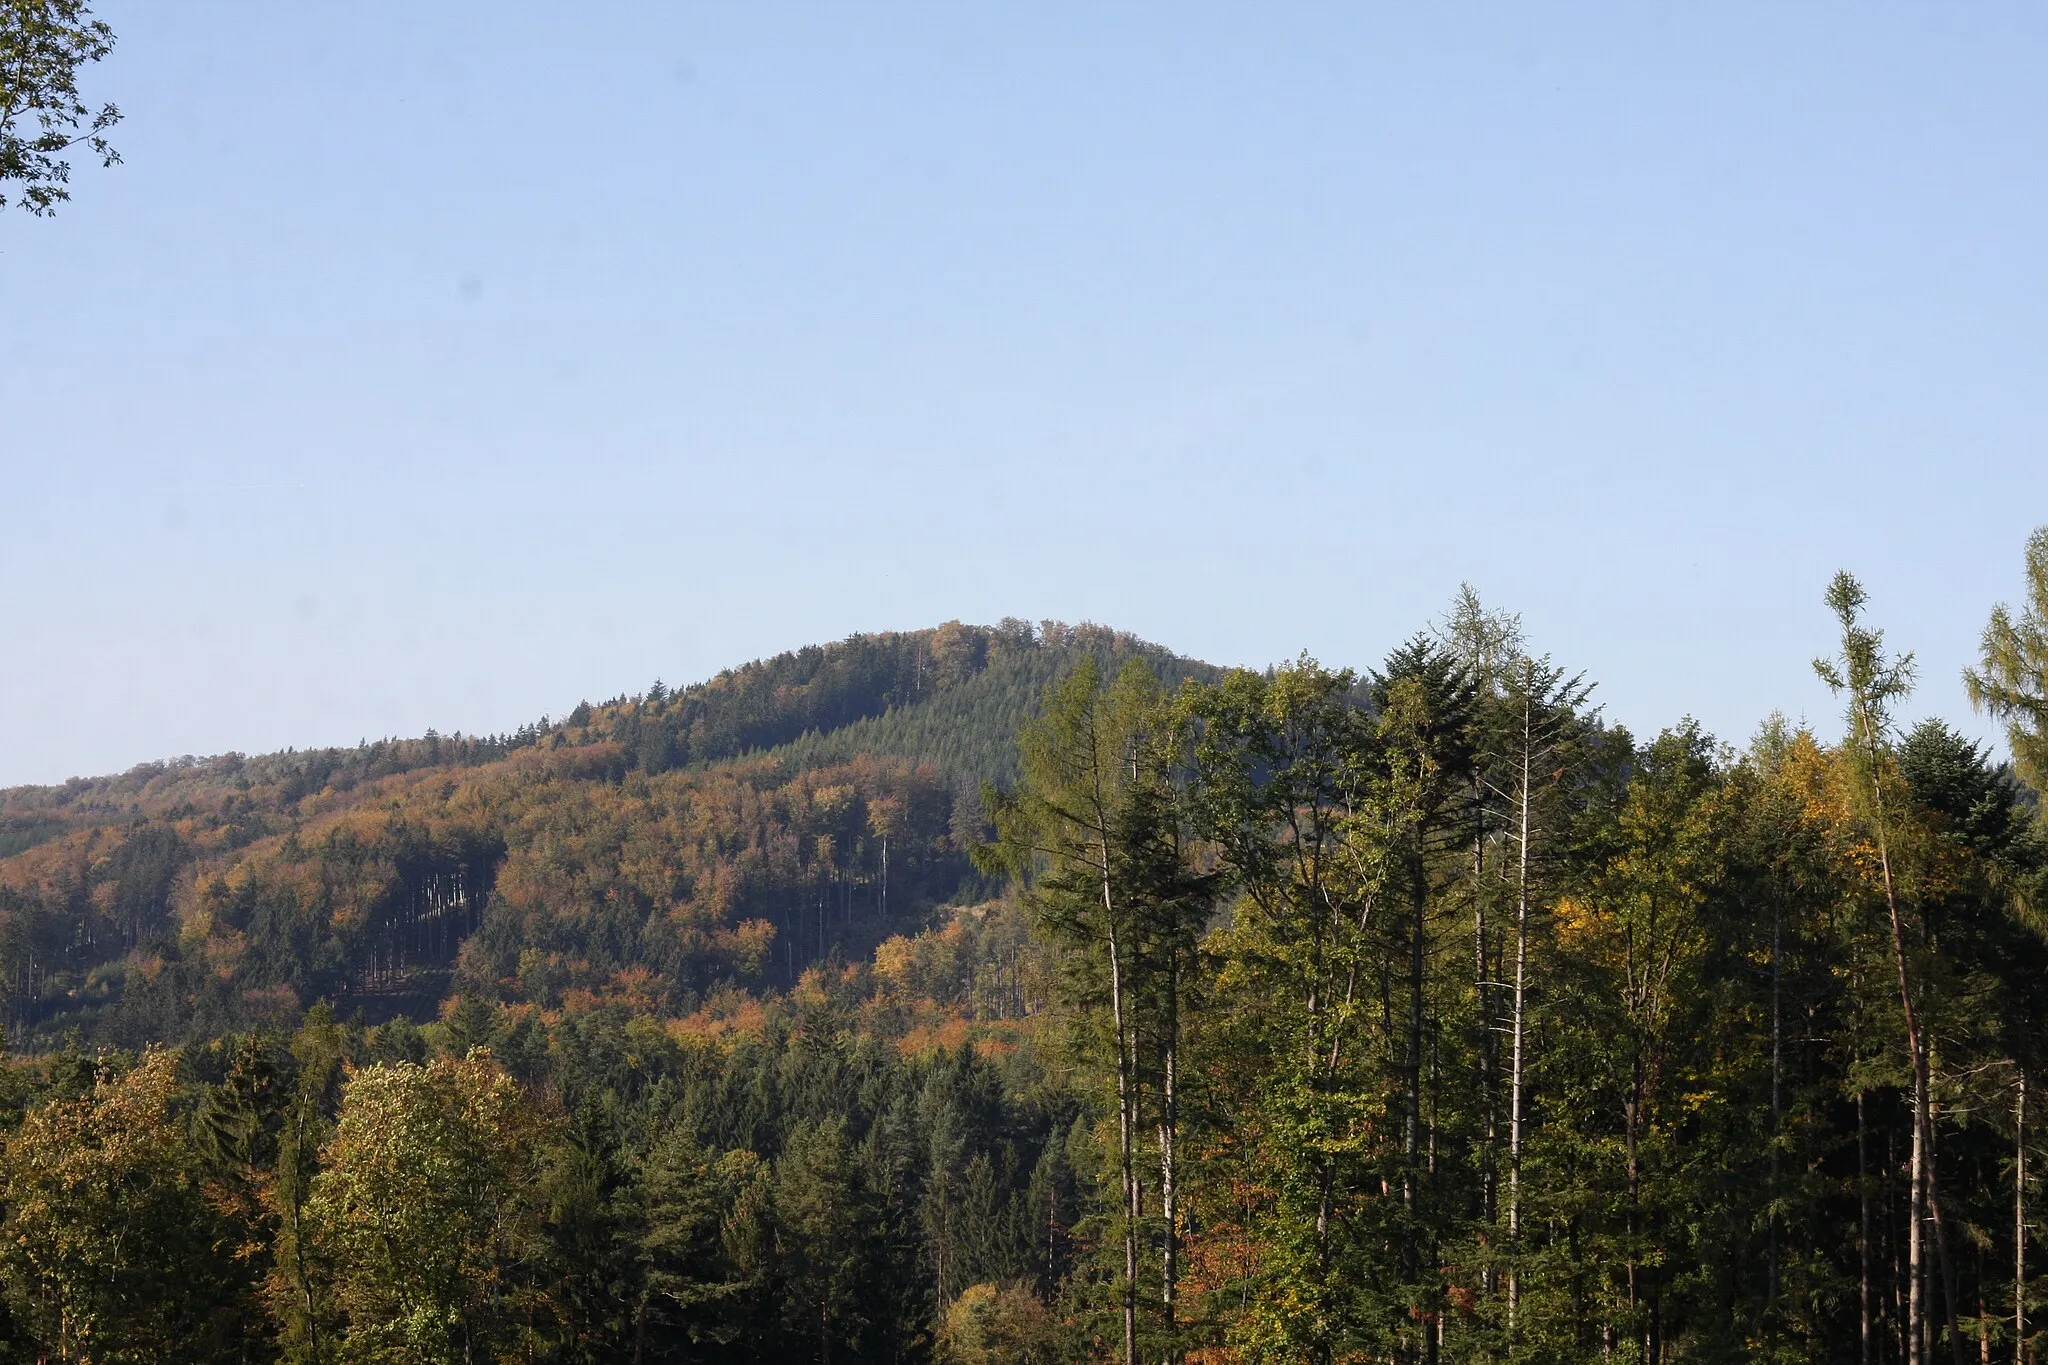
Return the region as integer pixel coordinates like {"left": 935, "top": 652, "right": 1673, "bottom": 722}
{"left": 0, "top": 0, "right": 120, "bottom": 214}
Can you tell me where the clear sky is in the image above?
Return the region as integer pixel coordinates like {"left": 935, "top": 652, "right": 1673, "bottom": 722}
{"left": 4, "top": 3, "right": 2045, "bottom": 787}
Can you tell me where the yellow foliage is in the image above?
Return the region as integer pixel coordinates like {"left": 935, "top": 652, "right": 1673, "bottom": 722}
{"left": 1550, "top": 895, "right": 1599, "bottom": 949}
{"left": 935, "top": 1282, "right": 1059, "bottom": 1365}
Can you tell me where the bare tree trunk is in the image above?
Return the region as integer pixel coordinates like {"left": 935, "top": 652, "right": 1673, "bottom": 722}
{"left": 2019, "top": 1071, "right": 2028, "bottom": 1365}
{"left": 1863, "top": 1088, "right": 1875, "bottom": 1365}
{"left": 1506, "top": 705, "right": 1533, "bottom": 1341}
{"left": 1627, "top": 1065, "right": 1642, "bottom": 1352}
{"left": 1103, "top": 879, "right": 1139, "bottom": 1365}
{"left": 1855, "top": 694, "right": 1966, "bottom": 1365}
{"left": 1475, "top": 829, "right": 1491, "bottom": 1203}
{"left": 1427, "top": 1023, "right": 1443, "bottom": 1365}
{"left": 1897, "top": 1130, "right": 1909, "bottom": 1365}
{"left": 290, "top": 1096, "right": 324, "bottom": 1365}
{"left": 1407, "top": 854, "right": 1426, "bottom": 1188}
{"left": 1915, "top": 1107, "right": 1928, "bottom": 1365}
{"left": 1160, "top": 989, "right": 1180, "bottom": 1365}
{"left": 1771, "top": 898, "right": 1784, "bottom": 1317}
{"left": 1474, "top": 796, "right": 1496, "bottom": 1281}
{"left": 1405, "top": 840, "right": 1428, "bottom": 1347}
{"left": 1923, "top": 995, "right": 1967, "bottom": 1363}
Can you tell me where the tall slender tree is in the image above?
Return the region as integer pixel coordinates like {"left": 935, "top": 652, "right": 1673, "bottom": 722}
{"left": 1817, "top": 571, "right": 1966, "bottom": 1365}
{"left": 984, "top": 656, "right": 1212, "bottom": 1365}
{"left": 1185, "top": 659, "right": 1395, "bottom": 1363}
{"left": 1370, "top": 639, "right": 1478, "bottom": 1365}
{"left": 1436, "top": 585, "right": 1526, "bottom": 1288}
{"left": 1487, "top": 657, "right": 1595, "bottom": 1341}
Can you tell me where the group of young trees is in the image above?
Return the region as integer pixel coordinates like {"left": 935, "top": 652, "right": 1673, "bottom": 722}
{"left": 0, "top": 987, "right": 1075, "bottom": 1365}
{"left": 987, "top": 535, "right": 2048, "bottom": 1363}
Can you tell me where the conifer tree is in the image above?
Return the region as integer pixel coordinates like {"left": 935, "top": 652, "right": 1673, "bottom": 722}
{"left": 984, "top": 657, "right": 1213, "bottom": 1365}
{"left": 1488, "top": 656, "right": 1596, "bottom": 1342}
{"left": 1370, "top": 639, "right": 1478, "bottom": 1364}
{"left": 1966, "top": 526, "right": 2048, "bottom": 792}
{"left": 1184, "top": 660, "right": 1393, "bottom": 1362}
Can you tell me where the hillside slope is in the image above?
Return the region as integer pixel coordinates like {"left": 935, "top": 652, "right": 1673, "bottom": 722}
{"left": 0, "top": 620, "right": 1208, "bottom": 1046}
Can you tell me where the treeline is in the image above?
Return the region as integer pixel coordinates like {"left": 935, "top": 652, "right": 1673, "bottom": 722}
{"left": 770, "top": 624, "right": 1216, "bottom": 788}
{"left": 979, "top": 548, "right": 2048, "bottom": 1364}
{"left": 0, "top": 983, "right": 1077, "bottom": 1364}
{"left": 0, "top": 735, "right": 531, "bottom": 862}
{"left": 565, "top": 618, "right": 1183, "bottom": 781}
{"left": 1, "top": 616, "right": 1025, "bottom": 861}
{"left": 579, "top": 619, "right": 1018, "bottom": 776}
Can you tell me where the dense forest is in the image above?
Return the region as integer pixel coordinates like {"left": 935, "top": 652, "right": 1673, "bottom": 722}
{"left": 0, "top": 532, "right": 2045, "bottom": 1365}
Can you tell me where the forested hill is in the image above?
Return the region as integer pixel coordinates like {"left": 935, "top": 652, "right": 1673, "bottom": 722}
{"left": 0, "top": 553, "right": 2045, "bottom": 1364}
{"left": 0, "top": 618, "right": 1205, "bottom": 1047}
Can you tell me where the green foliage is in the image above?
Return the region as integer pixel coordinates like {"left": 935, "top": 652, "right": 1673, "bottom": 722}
{"left": 633, "top": 1129, "right": 763, "bottom": 1355}
{"left": 936, "top": 1282, "right": 1060, "bottom": 1365}
{"left": 0, "top": 603, "right": 2041, "bottom": 1364}
{"left": 0, "top": 0, "right": 121, "bottom": 215}
{"left": 988, "top": 657, "right": 1219, "bottom": 1363}
{"left": 0, "top": 1049, "right": 258, "bottom": 1360}
{"left": 304, "top": 1053, "right": 544, "bottom": 1364}
{"left": 775, "top": 621, "right": 1213, "bottom": 788}
{"left": 1966, "top": 525, "right": 2048, "bottom": 792}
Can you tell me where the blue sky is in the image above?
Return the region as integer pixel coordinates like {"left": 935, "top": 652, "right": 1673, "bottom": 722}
{"left": 3, "top": 3, "right": 2045, "bottom": 786}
